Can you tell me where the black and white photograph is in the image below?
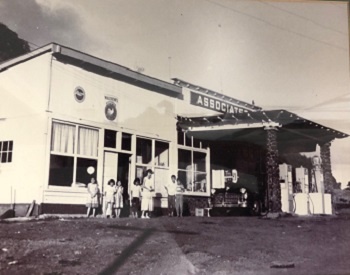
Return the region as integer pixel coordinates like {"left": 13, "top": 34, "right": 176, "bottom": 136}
{"left": 0, "top": 0, "right": 350, "bottom": 274}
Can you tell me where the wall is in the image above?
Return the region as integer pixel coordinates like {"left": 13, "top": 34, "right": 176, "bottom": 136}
{"left": 42, "top": 60, "right": 180, "bottom": 206}
{"left": 49, "top": 60, "right": 177, "bottom": 140}
{"left": 0, "top": 54, "right": 52, "bottom": 205}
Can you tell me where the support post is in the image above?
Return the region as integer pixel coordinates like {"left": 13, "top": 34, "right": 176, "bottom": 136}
{"left": 265, "top": 127, "right": 281, "bottom": 213}
{"left": 320, "top": 141, "right": 337, "bottom": 193}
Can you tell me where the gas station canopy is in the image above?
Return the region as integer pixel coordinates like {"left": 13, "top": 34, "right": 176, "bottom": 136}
{"left": 177, "top": 109, "right": 349, "bottom": 153}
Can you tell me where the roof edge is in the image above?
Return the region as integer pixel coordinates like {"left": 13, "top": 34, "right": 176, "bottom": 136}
{"left": 172, "top": 78, "right": 262, "bottom": 111}
{"left": 0, "top": 43, "right": 56, "bottom": 72}
{"left": 0, "top": 43, "right": 182, "bottom": 97}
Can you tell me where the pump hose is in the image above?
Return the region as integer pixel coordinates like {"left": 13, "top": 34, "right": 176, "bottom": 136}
{"left": 308, "top": 194, "right": 315, "bottom": 215}
{"left": 293, "top": 195, "right": 296, "bottom": 213}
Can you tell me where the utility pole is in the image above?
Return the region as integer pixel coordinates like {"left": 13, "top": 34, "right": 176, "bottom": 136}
{"left": 168, "top": 56, "right": 172, "bottom": 80}
{"left": 348, "top": 2, "right": 350, "bottom": 76}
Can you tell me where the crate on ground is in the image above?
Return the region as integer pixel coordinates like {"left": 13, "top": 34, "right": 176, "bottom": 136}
{"left": 195, "top": 208, "right": 204, "bottom": 217}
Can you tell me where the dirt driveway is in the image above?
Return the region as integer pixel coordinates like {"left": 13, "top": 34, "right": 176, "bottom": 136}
{"left": 0, "top": 214, "right": 350, "bottom": 275}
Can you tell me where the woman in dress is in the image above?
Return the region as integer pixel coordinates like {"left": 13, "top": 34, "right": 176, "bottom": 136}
{"left": 104, "top": 179, "right": 116, "bottom": 218}
{"left": 114, "top": 180, "right": 124, "bottom": 218}
{"left": 86, "top": 177, "right": 99, "bottom": 217}
{"left": 141, "top": 169, "right": 155, "bottom": 219}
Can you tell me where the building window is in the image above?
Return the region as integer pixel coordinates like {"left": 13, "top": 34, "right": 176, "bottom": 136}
{"left": 136, "top": 138, "right": 152, "bottom": 165}
{"left": 121, "top": 133, "right": 132, "bottom": 151}
{"left": 49, "top": 121, "right": 99, "bottom": 187}
{"left": 178, "top": 148, "right": 207, "bottom": 193}
{"left": 104, "top": 129, "right": 117, "bottom": 148}
{"left": 155, "top": 141, "right": 169, "bottom": 167}
{"left": 177, "top": 129, "right": 205, "bottom": 148}
{"left": 135, "top": 137, "right": 169, "bottom": 197}
{"left": 0, "top": 141, "right": 13, "bottom": 163}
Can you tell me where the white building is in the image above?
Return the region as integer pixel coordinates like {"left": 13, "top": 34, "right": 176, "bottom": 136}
{"left": 0, "top": 43, "right": 347, "bottom": 216}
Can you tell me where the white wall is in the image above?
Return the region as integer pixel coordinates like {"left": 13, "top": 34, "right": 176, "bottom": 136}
{"left": 0, "top": 54, "right": 52, "bottom": 204}
{"left": 49, "top": 61, "right": 177, "bottom": 141}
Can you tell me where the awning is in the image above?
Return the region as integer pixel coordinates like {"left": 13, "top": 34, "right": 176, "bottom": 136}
{"left": 177, "top": 110, "right": 349, "bottom": 152}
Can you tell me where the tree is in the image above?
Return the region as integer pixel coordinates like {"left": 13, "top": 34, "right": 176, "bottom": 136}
{"left": 0, "top": 23, "right": 30, "bottom": 63}
{"left": 279, "top": 153, "right": 313, "bottom": 170}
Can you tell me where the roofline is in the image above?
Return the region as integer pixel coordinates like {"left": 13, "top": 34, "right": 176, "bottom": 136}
{"left": 177, "top": 109, "right": 349, "bottom": 140}
{"left": 0, "top": 43, "right": 55, "bottom": 72}
{"left": 0, "top": 43, "right": 182, "bottom": 97}
{"left": 172, "top": 78, "right": 262, "bottom": 111}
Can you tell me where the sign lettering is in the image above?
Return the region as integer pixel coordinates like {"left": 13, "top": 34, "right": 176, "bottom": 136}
{"left": 190, "top": 92, "right": 248, "bottom": 114}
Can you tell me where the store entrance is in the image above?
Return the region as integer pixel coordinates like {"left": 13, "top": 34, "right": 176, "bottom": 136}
{"left": 117, "top": 153, "right": 131, "bottom": 201}
{"left": 103, "top": 151, "right": 131, "bottom": 215}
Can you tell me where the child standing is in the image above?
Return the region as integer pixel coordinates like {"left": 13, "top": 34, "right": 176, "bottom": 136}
{"left": 114, "top": 180, "right": 124, "bottom": 218}
{"left": 104, "top": 179, "right": 116, "bottom": 218}
{"left": 130, "top": 178, "right": 141, "bottom": 218}
{"left": 164, "top": 175, "right": 177, "bottom": 216}
{"left": 175, "top": 178, "right": 185, "bottom": 217}
{"left": 86, "top": 177, "right": 99, "bottom": 217}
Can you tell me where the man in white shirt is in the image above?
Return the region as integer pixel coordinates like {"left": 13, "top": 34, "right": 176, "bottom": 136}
{"left": 164, "top": 175, "right": 177, "bottom": 217}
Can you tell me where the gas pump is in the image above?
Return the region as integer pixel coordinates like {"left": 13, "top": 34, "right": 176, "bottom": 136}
{"left": 296, "top": 166, "right": 309, "bottom": 194}
{"left": 309, "top": 156, "right": 332, "bottom": 215}
{"left": 294, "top": 166, "right": 310, "bottom": 215}
{"left": 279, "top": 163, "right": 293, "bottom": 213}
{"left": 293, "top": 157, "right": 333, "bottom": 216}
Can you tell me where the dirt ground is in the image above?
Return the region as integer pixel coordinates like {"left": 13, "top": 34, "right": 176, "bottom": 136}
{"left": 1, "top": 213, "right": 350, "bottom": 275}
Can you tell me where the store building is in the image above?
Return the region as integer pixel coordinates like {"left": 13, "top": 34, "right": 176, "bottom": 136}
{"left": 0, "top": 43, "right": 348, "bottom": 216}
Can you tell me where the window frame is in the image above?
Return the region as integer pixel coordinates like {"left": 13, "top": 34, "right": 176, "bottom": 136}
{"left": 177, "top": 144, "right": 209, "bottom": 196}
{"left": 0, "top": 140, "right": 13, "bottom": 163}
{"left": 135, "top": 136, "right": 170, "bottom": 198}
{"left": 49, "top": 120, "right": 99, "bottom": 187}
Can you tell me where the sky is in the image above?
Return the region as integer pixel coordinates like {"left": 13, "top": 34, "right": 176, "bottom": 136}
{"left": 0, "top": 0, "right": 349, "bottom": 186}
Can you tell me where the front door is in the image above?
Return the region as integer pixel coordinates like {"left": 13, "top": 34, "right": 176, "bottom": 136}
{"left": 102, "top": 151, "right": 131, "bottom": 214}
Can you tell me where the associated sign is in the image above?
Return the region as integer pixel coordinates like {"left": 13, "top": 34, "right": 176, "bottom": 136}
{"left": 190, "top": 91, "right": 247, "bottom": 114}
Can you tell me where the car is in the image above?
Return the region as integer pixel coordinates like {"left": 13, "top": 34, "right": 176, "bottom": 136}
{"left": 210, "top": 173, "right": 263, "bottom": 216}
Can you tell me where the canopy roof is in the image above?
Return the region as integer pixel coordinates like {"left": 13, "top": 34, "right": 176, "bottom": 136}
{"left": 177, "top": 110, "right": 348, "bottom": 152}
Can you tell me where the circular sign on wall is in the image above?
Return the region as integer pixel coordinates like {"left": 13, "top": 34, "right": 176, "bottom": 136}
{"left": 105, "top": 101, "right": 117, "bottom": 121}
{"left": 74, "top": 87, "right": 85, "bottom": 103}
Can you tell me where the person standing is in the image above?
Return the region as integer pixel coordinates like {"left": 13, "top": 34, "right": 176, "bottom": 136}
{"left": 86, "top": 177, "right": 99, "bottom": 217}
{"left": 164, "top": 175, "right": 177, "bottom": 217}
{"left": 104, "top": 179, "right": 116, "bottom": 218}
{"left": 141, "top": 169, "right": 155, "bottom": 219}
{"left": 175, "top": 178, "right": 185, "bottom": 217}
{"left": 130, "top": 178, "right": 141, "bottom": 218}
{"left": 114, "top": 180, "right": 124, "bottom": 218}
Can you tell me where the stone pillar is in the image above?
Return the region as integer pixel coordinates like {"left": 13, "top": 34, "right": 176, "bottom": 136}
{"left": 265, "top": 127, "right": 281, "bottom": 213}
{"left": 320, "top": 142, "right": 337, "bottom": 193}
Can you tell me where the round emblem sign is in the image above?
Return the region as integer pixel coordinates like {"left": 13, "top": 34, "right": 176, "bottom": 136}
{"left": 74, "top": 87, "right": 85, "bottom": 103}
{"left": 105, "top": 101, "right": 117, "bottom": 121}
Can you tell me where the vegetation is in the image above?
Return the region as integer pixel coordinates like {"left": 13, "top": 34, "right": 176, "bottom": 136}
{"left": 0, "top": 23, "right": 30, "bottom": 63}
{"left": 279, "top": 153, "right": 313, "bottom": 169}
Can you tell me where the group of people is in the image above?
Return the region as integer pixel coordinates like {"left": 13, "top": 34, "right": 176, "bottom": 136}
{"left": 85, "top": 169, "right": 186, "bottom": 218}
{"left": 86, "top": 177, "right": 124, "bottom": 218}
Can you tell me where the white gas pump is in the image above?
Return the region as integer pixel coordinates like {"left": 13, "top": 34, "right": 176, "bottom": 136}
{"left": 279, "top": 163, "right": 293, "bottom": 213}
{"left": 295, "top": 166, "right": 309, "bottom": 194}
{"left": 293, "top": 157, "right": 332, "bottom": 216}
{"left": 309, "top": 156, "right": 332, "bottom": 215}
{"left": 294, "top": 166, "right": 310, "bottom": 215}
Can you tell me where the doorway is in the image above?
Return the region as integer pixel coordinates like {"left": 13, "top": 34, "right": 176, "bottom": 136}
{"left": 103, "top": 151, "right": 131, "bottom": 215}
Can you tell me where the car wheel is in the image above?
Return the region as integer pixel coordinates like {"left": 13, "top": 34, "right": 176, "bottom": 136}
{"left": 250, "top": 200, "right": 261, "bottom": 216}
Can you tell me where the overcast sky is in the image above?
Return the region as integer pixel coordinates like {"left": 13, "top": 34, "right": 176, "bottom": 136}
{"left": 1, "top": 0, "right": 349, "bottom": 186}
